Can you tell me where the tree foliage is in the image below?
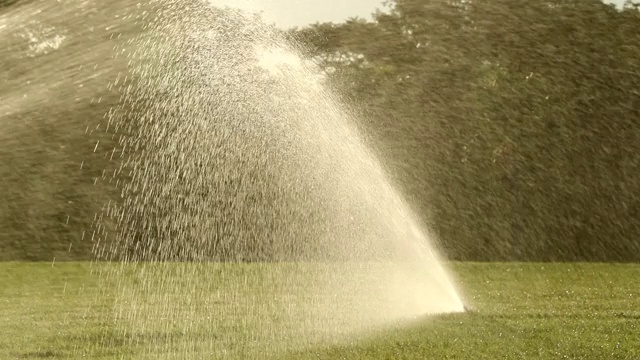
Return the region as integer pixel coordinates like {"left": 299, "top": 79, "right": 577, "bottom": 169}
{"left": 1, "top": 0, "right": 639, "bottom": 261}
{"left": 293, "top": 0, "right": 640, "bottom": 261}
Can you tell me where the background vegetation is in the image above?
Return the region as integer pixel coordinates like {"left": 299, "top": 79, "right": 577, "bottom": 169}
{"left": 291, "top": 0, "right": 640, "bottom": 261}
{"left": 1, "top": 0, "right": 639, "bottom": 261}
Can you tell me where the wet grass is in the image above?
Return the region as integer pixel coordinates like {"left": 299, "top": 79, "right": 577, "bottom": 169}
{"left": 1, "top": 262, "right": 639, "bottom": 359}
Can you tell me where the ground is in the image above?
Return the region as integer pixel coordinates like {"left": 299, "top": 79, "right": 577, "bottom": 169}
{"left": 1, "top": 262, "right": 639, "bottom": 359}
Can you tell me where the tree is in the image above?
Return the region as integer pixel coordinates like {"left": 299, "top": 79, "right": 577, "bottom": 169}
{"left": 293, "top": 0, "right": 640, "bottom": 261}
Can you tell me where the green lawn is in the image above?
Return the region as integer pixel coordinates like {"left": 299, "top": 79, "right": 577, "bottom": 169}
{"left": 1, "top": 262, "right": 639, "bottom": 359}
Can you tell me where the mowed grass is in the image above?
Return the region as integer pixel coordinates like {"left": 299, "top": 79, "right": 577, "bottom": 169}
{"left": 1, "top": 262, "right": 639, "bottom": 359}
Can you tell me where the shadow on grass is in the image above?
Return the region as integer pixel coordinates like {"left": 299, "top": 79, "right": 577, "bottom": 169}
{"left": 59, "top": 326, "right": 219, "bottom": 355}
{"left": 18, "top": 351, "right": 60, "bottom": 359}
{"left": 69, "top": 329, "right": 215, "bottom": 345}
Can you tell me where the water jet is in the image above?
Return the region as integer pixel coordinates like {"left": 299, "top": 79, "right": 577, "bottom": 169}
{"left": 1, "top": 0, "right": 465, "bottom": 357}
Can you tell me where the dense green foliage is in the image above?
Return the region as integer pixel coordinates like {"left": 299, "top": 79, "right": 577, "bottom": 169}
{"left": 1, "top": 0, "right": 639, "bottom": 261}
{"left": 0, "top": 0, "right": 138, "bottom": 260}
{"left": 291, "top": 0, "right": 640, "bottom": 261}
{"left": 2, "top": 262, "right": 639, "bottom": 358}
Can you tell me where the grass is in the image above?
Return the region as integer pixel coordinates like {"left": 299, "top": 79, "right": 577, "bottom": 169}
{"left": 1, "top": 262, "right": 639, "bottom": 359}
